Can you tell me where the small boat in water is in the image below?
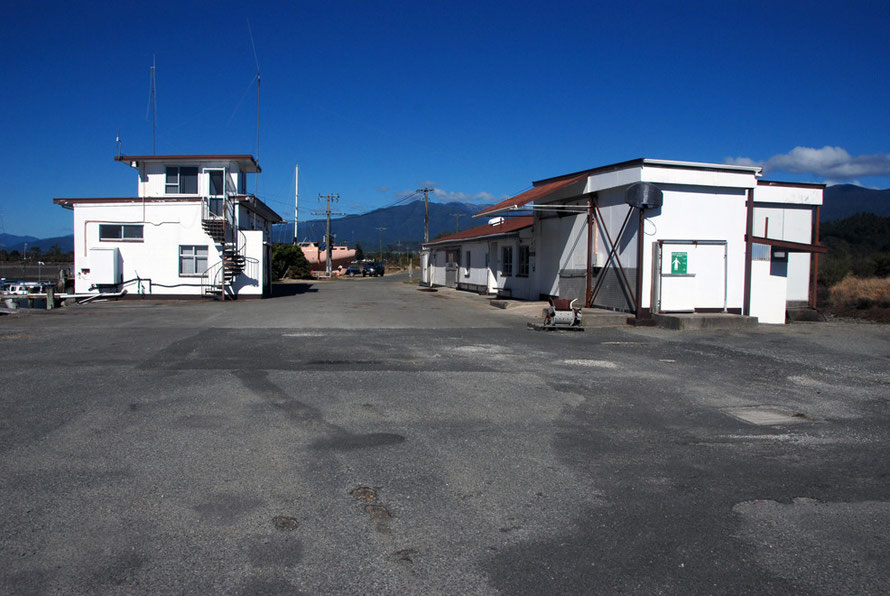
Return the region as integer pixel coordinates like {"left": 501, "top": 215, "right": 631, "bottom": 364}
{"left": 298, "top": 242, "right": 356, "bottom": 271}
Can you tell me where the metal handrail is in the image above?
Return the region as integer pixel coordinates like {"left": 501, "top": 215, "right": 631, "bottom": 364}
{"left": 200, "top": 186, "right": 257, "bottom": 298}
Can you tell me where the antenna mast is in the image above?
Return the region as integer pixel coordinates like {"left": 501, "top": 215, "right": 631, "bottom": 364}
{"left": 150, "top": 55, "right": 157, "bottom": 154}
{"left": 248, "top": 20, "right": 261, "bottom": 193}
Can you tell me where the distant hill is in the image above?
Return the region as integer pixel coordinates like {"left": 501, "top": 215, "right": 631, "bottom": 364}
{"left": 0, "top": 233, "right": 39, "bottom": 249}
{"left": 823, "top": 184, "right": 890, "bottom": 221}
{"left": 1, "top": 233, "right": 73, "bottom": 253}
{"left": 273, "top": 200, "right": 493, "bottom": 247}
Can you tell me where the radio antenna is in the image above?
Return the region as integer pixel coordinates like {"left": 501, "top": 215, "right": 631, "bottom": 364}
{"left": 247, "top": 20, "right": 261, "bottom": 193}
{"left": 145, "top": 54, "right": 157, "bottom": 154}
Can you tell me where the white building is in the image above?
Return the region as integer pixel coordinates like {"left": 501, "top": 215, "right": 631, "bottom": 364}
{"left": 424, "top": 217, "right": 533, "bottom": 296}
{"left": 425, "top": 158, "right": 825, "bottom": 324}
{"left": 54, "top": 154, "right": 284, "bottom": 299}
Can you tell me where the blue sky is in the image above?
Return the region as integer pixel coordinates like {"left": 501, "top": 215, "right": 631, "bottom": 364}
{"left": 2, "top": 0, "right": 888, "bottom": 237}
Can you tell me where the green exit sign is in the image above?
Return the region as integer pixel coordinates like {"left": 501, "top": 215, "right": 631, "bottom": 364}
{"left": 671, "top": 252, "right": 687, "bottom": 274}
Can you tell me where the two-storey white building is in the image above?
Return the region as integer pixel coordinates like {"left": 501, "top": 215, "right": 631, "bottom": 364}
{"left": 54, "top": 154, "right": 284, "bottom": 299}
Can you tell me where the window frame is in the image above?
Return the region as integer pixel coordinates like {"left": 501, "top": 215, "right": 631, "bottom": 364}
{"left": 464, "top": 250, "right": 471, "bottom": 277}
{"left": 99, "top": 224, "right": 144, "bottom": 242}
{"left": 518, "top": 245, "right": 530, "bottom": 277}
{"left": 165, "top": 167, "right": 179, "bottom": 194}
{"left": 179, "top": 245, "right": 209, "bottom": 277}
{"left": 502, "top": 246, "right": 514, "bottom": 277}
{"left": 165, "top": 166, "right": 199, "bottom": 194}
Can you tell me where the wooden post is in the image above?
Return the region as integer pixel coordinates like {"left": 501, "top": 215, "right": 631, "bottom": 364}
{"left": 743, "top": 188, "right": 754, "bottom": 316}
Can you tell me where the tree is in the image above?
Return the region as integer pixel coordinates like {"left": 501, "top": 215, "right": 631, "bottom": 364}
{"left": 271, "top": 244, "right": 312, "bottom": 279}
{"left": 354, "top": 243, "right": 365, "bottom": 261}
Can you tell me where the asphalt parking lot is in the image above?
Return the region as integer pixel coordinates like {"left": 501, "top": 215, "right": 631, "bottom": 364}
{"left": 2, "top": 273, "right": 889, "bottom": 594}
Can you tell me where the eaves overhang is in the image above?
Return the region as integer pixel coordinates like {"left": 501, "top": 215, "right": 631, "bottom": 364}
{"left": 114, "top": 154, "right": 261, "bottom": 173}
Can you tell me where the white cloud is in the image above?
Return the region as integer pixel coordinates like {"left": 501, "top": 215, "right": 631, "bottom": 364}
{"left": 726, "top": 146, "right": 890, "bottom": 181}
{"left": 432, "top": 189, "right": 502, "bottom": 204}
{"left": 724, "top": 156, "right": 762, "bottom": 167}
{"left": 375, "top": 185, "right": 390, "bottom": 193}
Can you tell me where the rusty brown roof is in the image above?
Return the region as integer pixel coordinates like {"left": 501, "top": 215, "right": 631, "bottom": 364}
{"left": 474, "top": 174, "right": 587, "bottom": 217}
{"left": 424, "top": 216, "right": 533, "bottom": 246}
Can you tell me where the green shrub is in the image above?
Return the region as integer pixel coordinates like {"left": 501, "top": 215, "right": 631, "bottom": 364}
{"left": 271, "top": 244, "right": 312, "bottom": 279}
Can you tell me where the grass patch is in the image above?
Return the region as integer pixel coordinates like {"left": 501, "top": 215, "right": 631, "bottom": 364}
{"left": 829, "top": 276, "right": 890, "bottom": 309}
{"left": 824, "top": 276, "right": 890, "bottom": 323}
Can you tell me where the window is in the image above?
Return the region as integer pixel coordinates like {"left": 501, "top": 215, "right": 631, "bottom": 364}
{"left": 464, "top": 251, "right": 471, "bottom": 276}
{"left": 179, "top": 245, "right": 208, "bottom": 276}
{"left": 237, "top": 172, "right": 246, "bottom": 194}
{"left": 165, "top": 166, "right": 198, "bottom": 194}
{"left": 518, "top": 245, "right": 530, "bottom": 277}
{"left": 99, "top": 224, "right": 143, "bottom": 241}
{"left": 502, "top": 246, "right": 513, "bottom": 276}
{"left": 752, "top": 244, "right": 770, "bottom": 261}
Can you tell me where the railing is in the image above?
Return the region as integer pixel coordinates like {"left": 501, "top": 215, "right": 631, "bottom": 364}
{"left": 199, "top": 255, "right": 260, "bottom": 298}
{"left": 199, "top": 227, "right": 255, "bottom": 299}
{"left": 202, "top": 196, "right": 234, "bottom": 225}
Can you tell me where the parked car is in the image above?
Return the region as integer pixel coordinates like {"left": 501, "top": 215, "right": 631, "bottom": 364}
{"left": 4, "top": 284, "right": 29, "bottom": 295}
{"left": 344, "top": 262, "right": 362, "bottom": 277}
{"left": 362, "top": 262, "right": 385, "bottom": 277}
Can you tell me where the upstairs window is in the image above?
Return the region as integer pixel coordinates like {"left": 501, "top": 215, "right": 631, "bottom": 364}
{"left": 99, "top": 224, "right": 143, "bottom": 241}
{"left": 165, "top": 166, "right": 198, "bottom": 194}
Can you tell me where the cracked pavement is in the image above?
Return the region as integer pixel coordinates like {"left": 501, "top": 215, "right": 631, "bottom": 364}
{"left": 2, "top": 274, "right": 889, "bottom": 594}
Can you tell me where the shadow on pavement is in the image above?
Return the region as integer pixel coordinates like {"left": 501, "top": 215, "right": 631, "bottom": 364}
{"left": 270, "top": 282, "right": 318, "bottom": 297}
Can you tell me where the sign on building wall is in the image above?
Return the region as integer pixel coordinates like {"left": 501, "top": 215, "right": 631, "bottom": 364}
{"left": 671, "top": 252, "right": 688, "bottom": 275}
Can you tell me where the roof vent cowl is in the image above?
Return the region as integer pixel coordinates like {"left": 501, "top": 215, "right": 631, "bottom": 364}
{"left": 625, "top": 182, "right": 663, "bottom": 210}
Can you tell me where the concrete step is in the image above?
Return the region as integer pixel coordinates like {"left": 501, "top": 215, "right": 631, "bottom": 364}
{"left": 786, "top": 307, "right": 826, "bottom": 322}
{"left": 652, "top": 312, "right": 759, "bottom": 331}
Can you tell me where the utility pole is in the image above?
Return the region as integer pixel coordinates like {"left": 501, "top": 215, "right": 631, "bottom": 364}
{"left": 450, "top": 212, "right": 463, "bottom": 233}
{"left": 417, "top": 187, "right": 434, "bottom": 242}
{"left": 376, "top": 227, "right": 387, "bottom": 262}
{"left": 293, "top": 164, "right": 299, "bottom": 245}
{"left": 313, "top": 194, "right": 344, "bottom": 277}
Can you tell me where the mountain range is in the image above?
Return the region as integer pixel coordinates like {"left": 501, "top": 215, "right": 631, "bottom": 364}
{"left": 0, "top": 233, "right": 75, "bottom": 254}
{"left": 273, "top": 200, "right": 491, "bottom": 248}
{"left": 4, "top": 185, "right": 889, "bottom": 253}
{"left": 817, "top": 184, "right": 890, "bottom": 221}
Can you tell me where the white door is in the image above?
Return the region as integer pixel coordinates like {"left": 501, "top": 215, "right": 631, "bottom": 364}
{"left": 657, "top": 242, "right": 726, "bottom": 313}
